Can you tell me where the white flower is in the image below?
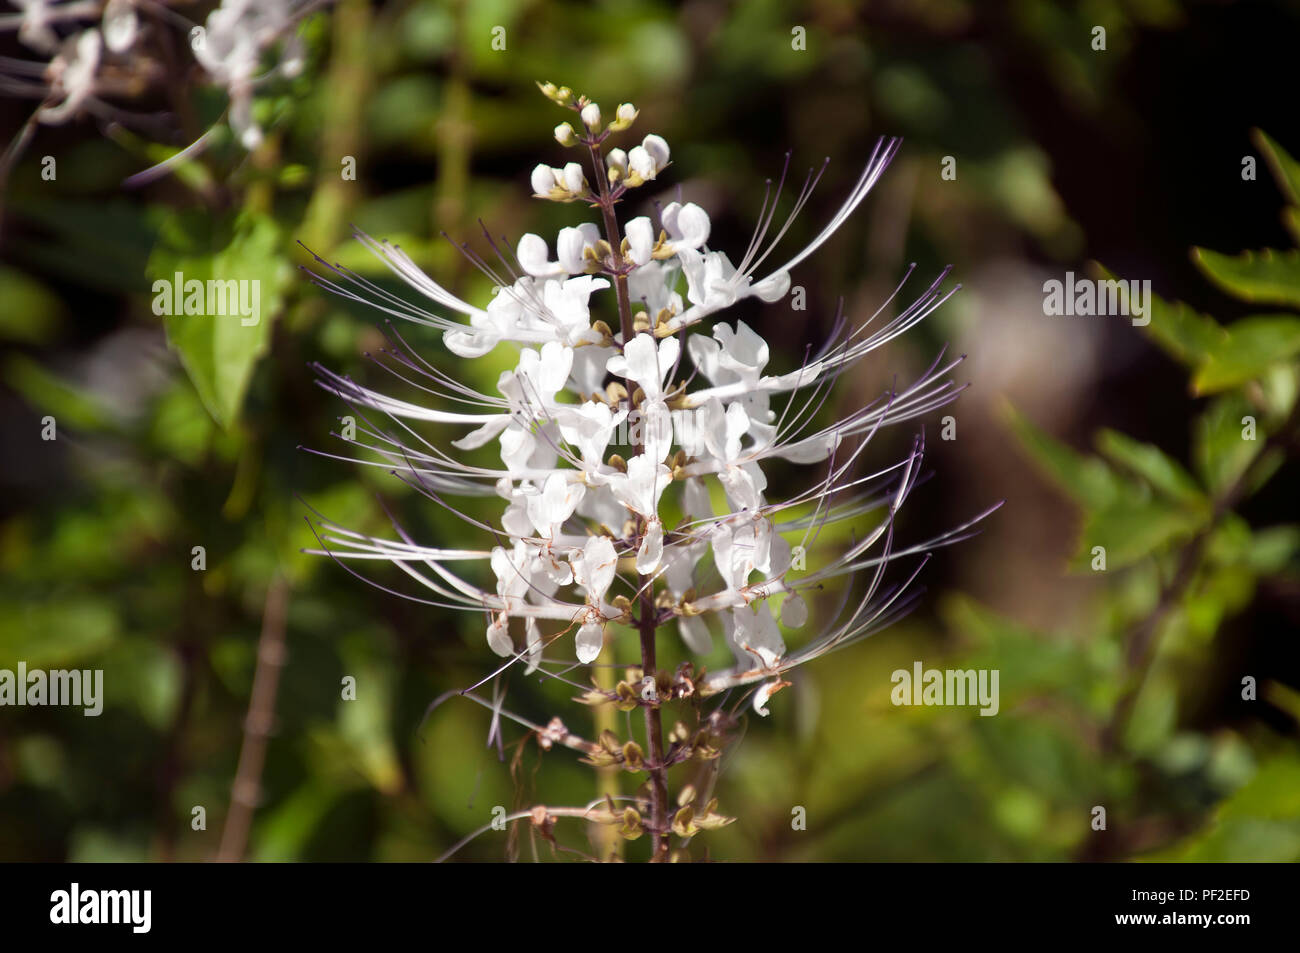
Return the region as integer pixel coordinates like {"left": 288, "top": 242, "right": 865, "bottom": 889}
{"left": 572, "top": 535, "right": 617, "bottom": 605}
{"left": 662, "top": 202, "right": 710, "bottom": 250}
{"left": 557, "top": 224, "right": 601, "bottom": 274}
{"left": 102, "top": 0, "right": 140, "bottom": 55}
{"left": 39, "top": 29, "right": 100, "bottom": 124}
{"left": 304, "top": 88, "right": 987, "bottom": 718}
{"left": 607, "top": 333, "right": 678, "bottom": 402}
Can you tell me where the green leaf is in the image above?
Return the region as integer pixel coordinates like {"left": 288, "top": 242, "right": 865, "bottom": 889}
{"left": 1073, "top": 497, "right": 1206, "bottom": 571}
{"left": 1191, "top": 314, "right": 1300, "bottom": 394}
{"left": 1253, "top": 128, "right": 1300, "bottom": 207}
{"left": 1144, "top": 756, "right": 1300, "bottom": 861}
{"left": 0, "top": 267, "right": 63, "bottom": 344}
{"left": 1095, "top": 429, "right": 1206, "bottom": 506}
{"left": 0, "top": 598, "right": 118, "bottom": 668}
{"left": 4, "top": 354, "right": 116, "bottom": 432}
{"left": 1003, "top": 403, "right": 1120, "bottom": 510}
{"left": 1194, "top": 393, "right": 1265, "bottom": 492}
{"left": 1192, "top": 247, "right": 1300, "bottom": 310}
{"left": 1095, "top": 265, "right": 1224, "bottom": 367}
{"left": 148, "top": 210, "right": 289, "bottom": 428}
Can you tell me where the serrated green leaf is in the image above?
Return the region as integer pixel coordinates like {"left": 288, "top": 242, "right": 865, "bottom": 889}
{"left": 1191, "top": 314, "right": 1300, "bottom": 394}
{"left": 1095, "top": 429, "right": 1206, "bottom": 506}
{"left": 148, "top": 211, "right": 289, "bottom": 428}
{"left": 1253, "top": 128, "right": 1300, "bottom": 207}
{"left": 1003, "top": 403, "right": 1120, "bottom": 510}
{"left": 1096, "top": 266, "right": 1224, "bottom": 366}
{"left": 1192, "top": 247, "right": 1300, "bottom": 309}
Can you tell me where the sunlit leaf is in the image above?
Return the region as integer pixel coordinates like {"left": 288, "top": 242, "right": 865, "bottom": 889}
{"left": 1191, "top": 314, "right": 1300, "bottom": 394}
{"left": 1192, "top": 247, "right": 1300, "bottom": 310}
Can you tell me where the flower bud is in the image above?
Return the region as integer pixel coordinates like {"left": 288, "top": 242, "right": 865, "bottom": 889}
{"left": 554, "top": 122, "right": 577, "bottom": 146}
{"left": 606, "top": 148, "right": 628, "bottom": 184}
{"left": 609, "top": 102, "right": 638, "bottom": 131}
{"left": 530, "top": 163, "right": 556, "bottom": 197}
{"left": 561, "top": 162, "right": 585, "bottom": 194}
{"left": 580, "top": 102, "right": 602, "bottom": 132}
{"left": 536, "top": 81, "right": 573, "bottom": 105}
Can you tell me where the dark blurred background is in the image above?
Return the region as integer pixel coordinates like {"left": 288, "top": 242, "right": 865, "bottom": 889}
{"left": 1, "top": 0, "right": 1298, "bottom": 861}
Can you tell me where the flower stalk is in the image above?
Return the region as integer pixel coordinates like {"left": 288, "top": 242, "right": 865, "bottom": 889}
{"left": 305, "top": 80, "right": 994, "bottom": 861}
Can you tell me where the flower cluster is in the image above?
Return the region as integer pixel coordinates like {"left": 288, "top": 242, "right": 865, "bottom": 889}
{"left": 304, "top": 83, "right": 994, "bottom": 858}
{"left": 1, "top": 0, "right": 310, "bottom": 147}
{"left": 307, "top": 84, "right": 991, "bottom": 716}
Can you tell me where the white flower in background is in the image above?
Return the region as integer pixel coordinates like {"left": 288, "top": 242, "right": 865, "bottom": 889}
{"left": 38, "top": 27, "right": 99, "bottom": 123}
{"left": 191, "top": 0, "right": 310, "bottom": 149}
{"left": 305, "top": 84, "right": 997, "bottom": 739}
{"left": 0, "top": 0, "right": 315, "bottom": 150}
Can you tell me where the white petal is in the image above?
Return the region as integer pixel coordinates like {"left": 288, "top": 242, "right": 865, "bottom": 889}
{"left": 562, "top": 162, "right": 585, "bottom": 193}
{"left": 524, "top": 618, "right": 544, "bottom": 674}
{"left": 625, "top": 216, "right": 655, "bottom": 266}
{"left": 450, "top": 415, "right": 511, "bottom": 450}
{"left": 637, "top": 519, "right": 664, "bottom": 574}
{"left": 102, "top": 0, "right": 139, "bottom": 53}
{"left": 576, "top": 621, "right": 604, "bottom": 663}
{"left": 531, "top": 164, "right": 556, "bottom": 196}
{"left": 607, "top": 148, "right": 629, "bottom": 178}
{"left": 752, "top": 678, "right": 786, "bottom": 717}
{"left": 575, "top": 535, "right": 618, "bottom": 604}
{"left": 628, "top": 146, "right": 656, "bottom": 181}
{"left": 780, "top": 592, "right": 808, "bottom": 628}
{"left": 641, "top": 134, "right": 670, "bottom": 172}
{"left": 557, "top": 223, "right": 599, "bottom": 274}
{"left": 678, "top": 615, "right": 712, "bottom": 654}
{"left": 753, "top": 270, "right": 791, "bottom": 302}
{"left": 517, "top": 233, "right": 559, "bottom": 277}
{"left": 663, "top": 202, "right": 710, "bottom": 249}
{"left": 443, "top": 328, "right": 499, "bottom": 358}
{"left": 487, "top": 616, "right": 513, "bottom": 657}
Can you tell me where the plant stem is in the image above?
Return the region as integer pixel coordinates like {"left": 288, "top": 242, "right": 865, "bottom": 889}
{"left": 587, "top": 136, "right": 669, "bottom": 860}
{"left": 217, "top": 575, "right": 289, "bottom": 862}
{"left": 639, "top": 581, "right": 670, "bottom": 861}
{"left": 1105, "top": 401, "right": 1300, "bottom": 749}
